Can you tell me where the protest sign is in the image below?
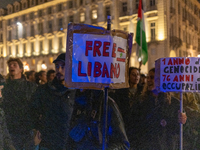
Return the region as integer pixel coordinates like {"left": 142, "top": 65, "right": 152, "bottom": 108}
{"left": 155, "top": 57, "right": 200, "bottom": 92}
{"left": 65, "top": 23, "right": 133, "bottom": 90}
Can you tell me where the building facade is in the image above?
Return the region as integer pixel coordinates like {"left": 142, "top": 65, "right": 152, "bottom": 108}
{"left": 0, "top": 0, "right": 200, "bottom": 75}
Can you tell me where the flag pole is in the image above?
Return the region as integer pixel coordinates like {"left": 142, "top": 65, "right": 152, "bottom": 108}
{"left": 140, "top": 0, "right": 143, "bottom": 64}
{"left": 102, "top": 15, "right": 111, "bottom": 150}
{"left": 180, "top": 92, "right": 183, "bottom": 150}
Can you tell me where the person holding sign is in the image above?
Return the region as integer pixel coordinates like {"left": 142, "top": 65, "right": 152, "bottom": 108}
{"left": 30, "top": 53, "right": 76, "bottom": 150}
{"left": 139, "top": 68, "right": 187, "bottom": 150}
{"left": 68, "top": 89, "right": 130, "bottom": 150}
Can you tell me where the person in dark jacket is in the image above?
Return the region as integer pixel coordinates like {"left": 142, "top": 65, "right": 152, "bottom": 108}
{"left": 2, "top": 58, "right": 37, "bottom": 150}
{"left": 69, "top": 89, "right": 130, "bottom": 150}
{"left": 111, "top": 67, "right": 142, "bottom": 149}
{"left": 0, "top": 74, "right": 16, "bottom": 150}
{"left": 0, "top": 107, "right": 16, "bottom": 150}
{"left": 30, "top": 53, "right": 76, "bottom": 150}
{"left": 139, "top": 68, "right": 187, "bottom": 150}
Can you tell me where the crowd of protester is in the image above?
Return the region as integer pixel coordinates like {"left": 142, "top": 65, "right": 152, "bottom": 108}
{"left": 0, "top": 53, "right": 198, "bottom": 150}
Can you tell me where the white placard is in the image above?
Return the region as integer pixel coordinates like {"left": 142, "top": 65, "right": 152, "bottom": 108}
{"left": 159, "top": 57, "right": 200, "bottom": 92}
{"left": 72, "top": 33, "right": 127, "bottom": 84}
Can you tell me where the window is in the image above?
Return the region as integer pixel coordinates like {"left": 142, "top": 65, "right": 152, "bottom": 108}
{"left": 198, "top": 39, "right": 200, "bottom": 52}
{"left": 92, "top": 0, "right": 95, "bottom": 2}
{"left": 23, "top": 27, "right": 26, "bottom": 38}
{"left": 9, "top": 8, "right": 12, "bottom": 13}
{"left": 80, "top": 0, "right": 83, "bottom": 5}
{"left": 69, "top": 16, "right": 74, "bottom": 22}
{"left": 16, "top": 5, "right": 19, "bottom": 11}
{"left": 16, "top": 45, "right": 19, "bottom": 55}
{"left": 30, "top": 12, "right": 34, "bottom": 20}
{"left": 23, "top": 43, "right": 26, "bottom": 54}
{"left": 0, "top": 47, "right": 3, "bottom": 57}
{"left": 31, "top": 25, "right": 34, "bottom": 36}
{"left": 69, "top": 1, "right": 73, "bottom": 8}
{"left": 48, "top": 7, "right": 52, "bottom": 14}
{"left": 22, "top": 15, "right": 26, "bottom": 22}
{"left": 32, "top": 0, "right": 35, "bottom": 6}
{"left": 40, "top": 0, "right": 43, "bottom": 3}
{"left": 9, "top": 46, "right": 12, "bottom": 56}
{"left": 15, "top": 17, "right": 18, "bottom": 23}
{"left": 48, "top": 21, "right": 52, "bottom": 32}
{"left": 179, "top": 49, "right": 182, "bottom": 57}
{"left": 38, "top": 10, "right": 42, "bottom": 17}
{"left": 92, "top": 10, "right": 97, "bottom": 19}
{"left": 0, "top": 21, "right": 2, "bottom": 28}
{"left": 105, "top": 6, "right": 110, "bottom": 17}
{"left": 0, "top": 33, "right": 2, "bottom": 42}
{"left": 122, "top": 2, "right": 127, "bottom": 13}
{"left": 58, "top": 18, "right": 63, "bottom": 30}
{"left": 8, "top": 30, "right": 11, "bottom": 41}
{"left": 182, "top": 8, "right": 186, "bottom": 20}
{"left": 150, "top": 0, "right": 155, "bottom": 6}
{"left": 49, "top": 39, "right": 52, "bottom": 52}
{"left": 38, "top": 22, "right": 43, "bottom": 34}
{"left": 151, "top": 48, "right": 156, "bottom": 55}
{"left": 170, "top": 23, "right": 173, "bottom": 37}
{"left": 23, "top": 2, "right": 26, "bottom": 8}
{"left": 16, "top": 27, "right": 18, "bottom": 39}
{"left": 150, "top": 22, "right": 156, "bottom": 40}
{"left": 8, "top": 19, "right": 11, "bottom": 26}
{"left": 183, "top": 30, "right": 186, "bottom": 43}
{"left": 170, "top": 0, "right": 174, "bottom": 7}
{"left": 31, "top": 42, "right": 34, "bottom": 54}
{"left": 59, "top": 37, "right": 63, "bottom": 51}
{"left": 178, "top": 2, "right": 180, "bottom": 14}
{"left": 40, "top": 41, "right": 43, "bottom": 53}
{"left": 58, "top": 4, "right": 62, "bottom": 12}
{"left": 136, "top": 0, "right": 139, "bottom": 9}
{"left": 80, "top": 13, "right": 85, "bottom": 22}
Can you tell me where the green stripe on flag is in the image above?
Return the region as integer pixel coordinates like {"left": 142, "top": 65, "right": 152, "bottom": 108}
{"left": 135, "top": 20, "right": 148, "bottom": 65}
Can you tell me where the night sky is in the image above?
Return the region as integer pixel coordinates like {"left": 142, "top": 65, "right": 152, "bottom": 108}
{"left": 0, "top": 0, "right": 19, "bottom": 8}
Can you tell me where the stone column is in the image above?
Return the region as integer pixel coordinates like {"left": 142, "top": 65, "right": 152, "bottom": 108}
{"left": 97, "top": 0, "right": 104, "bottom": 22}
{"left": 113, "top": 0, "right": 119, "bottom": 29}
{"left": 85, "top": 4, "right": 91, "bottom": 24}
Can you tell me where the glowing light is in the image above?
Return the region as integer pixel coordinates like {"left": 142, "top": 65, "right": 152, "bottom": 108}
{"left": 198, "top": 54, "right": 200, "bottom": 57}
{"left": 23, "top": 62, "right": 30, "bottom": 71}
{"left": 17, "top": 22, "right": 22, "bottom": 26}
{"left": 138, "top": 57, "right": 142, "bottom": 62}
{"left": 41, "top": 62, "right": 47, "bottom": 70}
{"left": 158, "top": 33, "right": 164, "bottom": 41}
{"left": 169, "top": 50, "right": 176, "bottom": 57}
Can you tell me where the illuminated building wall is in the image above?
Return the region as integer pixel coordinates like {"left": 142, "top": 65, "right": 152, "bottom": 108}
{"left": 0, "top": 0, "right": 200, "bottom": 75}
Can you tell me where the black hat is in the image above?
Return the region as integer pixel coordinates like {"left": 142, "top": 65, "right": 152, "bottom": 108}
{"left": 53, "top": 53, "right": 65, "bottom": 63}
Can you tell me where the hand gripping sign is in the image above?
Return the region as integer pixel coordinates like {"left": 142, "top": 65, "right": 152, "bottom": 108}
{"left": 65, "top": 23, "right": 133, "bottom": 90}
{"left": 155, "top": 57, "right": 200, "bottom": 150}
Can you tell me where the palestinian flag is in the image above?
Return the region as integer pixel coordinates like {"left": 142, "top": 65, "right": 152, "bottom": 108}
{"left": 135, "top": 0, "right": 148, "bottom": 65}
